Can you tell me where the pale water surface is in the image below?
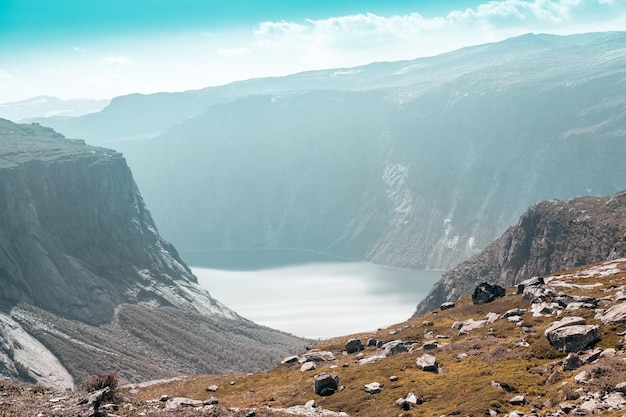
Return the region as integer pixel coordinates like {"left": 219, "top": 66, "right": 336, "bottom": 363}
{"left": 188, "top": 250, "right": 442, "bottom": 339}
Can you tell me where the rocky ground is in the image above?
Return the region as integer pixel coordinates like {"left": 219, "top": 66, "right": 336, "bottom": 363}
{"left": 3, "top": 258, "right": 626, "bottom": 416}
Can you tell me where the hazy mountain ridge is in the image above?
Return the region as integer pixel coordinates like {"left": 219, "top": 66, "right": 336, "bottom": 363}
{"left": 0, "top": 96, "right": 109, "bottom": 122}
{"left": 415, "top": 190, "right": 626, "bottom": 315}
{"left": 0, "top": 119, "right": 306, "bottom": 388}
{"left": 19, "top": 32, "right": 626, "bottom": 270}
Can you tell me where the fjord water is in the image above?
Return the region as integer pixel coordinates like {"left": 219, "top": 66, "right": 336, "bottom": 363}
{"left": 186, "top": 249, "right": 442, "bottom": 339}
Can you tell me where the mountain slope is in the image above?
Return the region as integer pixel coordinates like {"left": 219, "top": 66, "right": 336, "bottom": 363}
{"left": 415, "top": 190, "right": 626, "bottom": 315}
{"left": 28, "top": 32, "right": 626, "bottom": 270}
{"left": 0, "top": 119, "right": 306, "bottom": 389}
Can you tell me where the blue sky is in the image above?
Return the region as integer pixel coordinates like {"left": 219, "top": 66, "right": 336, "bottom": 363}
{"left": 1, "top": 0, "right": 625, "bottom": 102}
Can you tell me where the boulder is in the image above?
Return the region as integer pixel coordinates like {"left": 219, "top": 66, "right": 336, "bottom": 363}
{"left": 509, "top": 395, "right": 526, "bottom": 405}
{"left": 366, "top": 338, "right": 378, "bottom": 347}
{"left": 503, "top": 308, "right": 526, "bottom": 318}
{"left": 599, "top": 302, "right": 626, "bottom": 325}
{"left": 395, "top": 398, "right": 412, "bottom": 411}
{"left": 382, "top": 340, "right": 408, "bottom": 356}
{"left": 453, "top": 318, "right": 487, "bottom": 334}
{"left": 364, "top": 382, "right": 382, "bottom": 394}
{"left": 546, "top": 325, "right": 600, "bottom": 352}
{"left": 517, "top": 277, "right": 544, "bottom": 294}
{"left": 300, "top": 362, "right": 317, "bottom": 372}
{"left": 562, "top": 353, "right": 584, "bottom": 371}
{"left": 440, "top": 302, "right": 456, "bottom": 310}
{"left": 281, "top": 355, "right": 299, "bottom": 364}
{"left": 359, "top": 355, "right": 386, "bottom": 365}
{"left": 544, "top": 317, "right": 587, "bottom": 336}
{"left": 422, "top": 341, "right": 439, "bottom": 351}
{"left": 313, "top": 373, "right": 339, "bottom": 396}
{"left": 299, "top": 350, "right": 336, "bottom": 363}
{"left": 345, "top": 338, "right": 364, "bottom": 354}
{"left": 416, "top": 354, "right": 439, "bottom": 373}
{"left": 206, "top": 385, "right": 218, "bottom": 392}
{"left": 472, "top": 282, "right": 506, "bottom": 304}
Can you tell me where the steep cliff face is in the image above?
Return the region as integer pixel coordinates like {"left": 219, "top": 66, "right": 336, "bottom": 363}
{"left": 414, "top": 191, "right": 626, "bottom": 314}
{"left": 0, "top": 119, "right": 305, "bottom": 388}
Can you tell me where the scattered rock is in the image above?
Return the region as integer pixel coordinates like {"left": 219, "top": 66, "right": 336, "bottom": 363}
{"left": 305, "top": 399, "right": 316, "bottom": 408}
{"left": 509, "top": 395, "right": 526, "bottom": 405}
{"left": 491, "top": 380, "right": 515, "bottom": 392}
{"left": 453, "top": 318, "right": 487, "bottom": 334}
{"left": 395, "top": 397, "right": 412, "bottom": 410}
{"left": 503, "top": 308, "right": 526, "bottom": 318}
{"left": 424, "top": 330, "right": 434, "bottom": 339}
{"left": 416, "top": 354, "right": 439, "bottom": 373}
{"left": 313, "top": 373, "right": 339, "bottom": 396}
{"left": 359, "top": 355, "right": 386, "bottom": 365}
{"left": 206, "top": 384, "right": 219, "bottom": 392}
{"left": 281, "top": 355, "right": 299, "bottom": 364}
{"left": 389, "top": 375, "right": 398, "bottom": 382}
{"left": 562, "top": 353, "right": 584, "bottom": 371}
{"left": 364, "top": 382, "right": 382, "bottom": 394}
{"left": 345, "top": 338, "right": 364, "bottom": 354}
{"left": 472, "top": 282, "right": 506, "bottom": 304}
{"left": 299, "top": 350, "right": 336, "bottom": 363}
{"left": 422, "top": 340, "right": 439, "bottom": 351}
{"left": 422, "top": 320, "right": 434, "bottom": 326}
{"left": 440, "top": 302, "right": 456, "bottom": 310}
{"left": 165, "top": 397, "right": 204, "bottom": 410}
{"left": 517, "top": 277, "right": 545, "bottom": 294}
{"left": 382, "top": 340, "right": 408, "bottom": 356}
{"left": 300, "top": 362, "right": 317, "bottom": 372}
{"left": 366, "top": 338, "right": 378, "bottom": 347}
{"left": 615, "top": 382, "right": 626, "bottom": 393}
{"left": 204, "top": 396, "right": 219, "bottom": 405}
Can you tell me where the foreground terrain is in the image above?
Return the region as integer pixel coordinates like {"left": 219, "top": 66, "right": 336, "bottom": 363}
{"left": 4, "top": 258, "right": 626, "bottom": 416}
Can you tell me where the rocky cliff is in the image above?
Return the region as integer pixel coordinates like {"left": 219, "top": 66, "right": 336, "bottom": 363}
{"left": 414, "top": 191, "right": 626, "bottom": 314}
{"left": 0, "top": 119, "right": 306, "bottom": 388}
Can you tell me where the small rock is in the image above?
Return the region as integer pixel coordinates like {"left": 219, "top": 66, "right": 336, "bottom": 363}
{"left": 562, "top": 353, "right": 584, "bottom": 371}
{"left": 615, "top": 382, "right": 626, "bottom": 393}
{"left": 422, "top": 340, "right": 439, "bottom": 351}
{"left": 305, "top": 399, "right": 316, "bottom": 408}
{"left": 416, "top": 354, "right": 439, "bottom": 373}
{"left": 389, "top": 375, "right": 398, "bottom": 382}
{"left": 281, "top": 355, "right": 299, "bottom": 364}
{"left": 422, "top": 320, "right": 434, "bottom": 326}
{"left": 364, "top": 382, "right": 382, "bottom": 394}
{"left": 204, "top": 396, "right": 219, "bottom": 405}
{"left": 366, "top": 338, "right": 378, "bottom": 347}
{"left": 159, "top": 395, "right": 170, "bottom": 402}
{"left": 424, "top": 330, "right": 434, "bottom": 339}
{"left": 440, "top": 302, "right": 456, "bottom": 310}
{"left": 383, "top": 340, "right": 408, "bottom": 356}
{"left": 406, "top": 392, "right": 421, "bottom": 405}
{"left": 313, "top": 373, "right": 339, "bottom": 396}
{"left": 395, "top": 398, "right": 412, "bottom": 410}
{"left": 503, "top": 308, "right": 526, "bottom": 318}
{"left": 206, "top": 385, "right": 219, "bottom": 392}
{"left": 301, "top": 361, "right": 317, "bottom": 372}
{"left": 509, "top": 395, "right": 526, "bottom": 405}
{"left": 600, "top": 348, "right": 617, "bottom": 358}
{"left": 345, "top": 338, "right": 364, "bottom": 354}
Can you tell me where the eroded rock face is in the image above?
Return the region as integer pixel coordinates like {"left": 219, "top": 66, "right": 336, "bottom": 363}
{"left": 0, "top": 119, "right": 211, "bottom": 325}
{"left": 416, "top": 191, "right": 626, "bottom": 315}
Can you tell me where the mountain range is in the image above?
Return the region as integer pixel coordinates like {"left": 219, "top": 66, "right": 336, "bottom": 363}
{"left": 18, "top": 31, "right": 626, "bottom": 270}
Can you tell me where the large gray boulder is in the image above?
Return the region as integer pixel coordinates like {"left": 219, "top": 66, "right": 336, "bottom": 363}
{"left": 599, "top": 302, "right": 626, "bottom": 325}
{"left": 472, "top": 282, "right": 506, "bottom": 304}
{"left": 546, "top": 324, "right": 600, "bottom": 352}
{"left": 313, "top": 373, "right": 339, "bottom": 396}
{"left": 382, "top": 340, "right": 408, "bottom": 356}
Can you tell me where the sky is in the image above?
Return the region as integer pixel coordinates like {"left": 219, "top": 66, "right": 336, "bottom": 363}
{"left": 1, "top": 0, "right": 625, "bottom": 103}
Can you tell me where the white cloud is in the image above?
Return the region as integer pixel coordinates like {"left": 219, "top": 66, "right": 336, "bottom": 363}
{"left": 72, "top": 46, "right": 86, "bottom": 53}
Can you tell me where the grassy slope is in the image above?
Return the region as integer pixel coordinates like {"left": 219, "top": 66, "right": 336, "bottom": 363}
{"left": 123, "top": 259, "right": 626, "bottom": 417}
